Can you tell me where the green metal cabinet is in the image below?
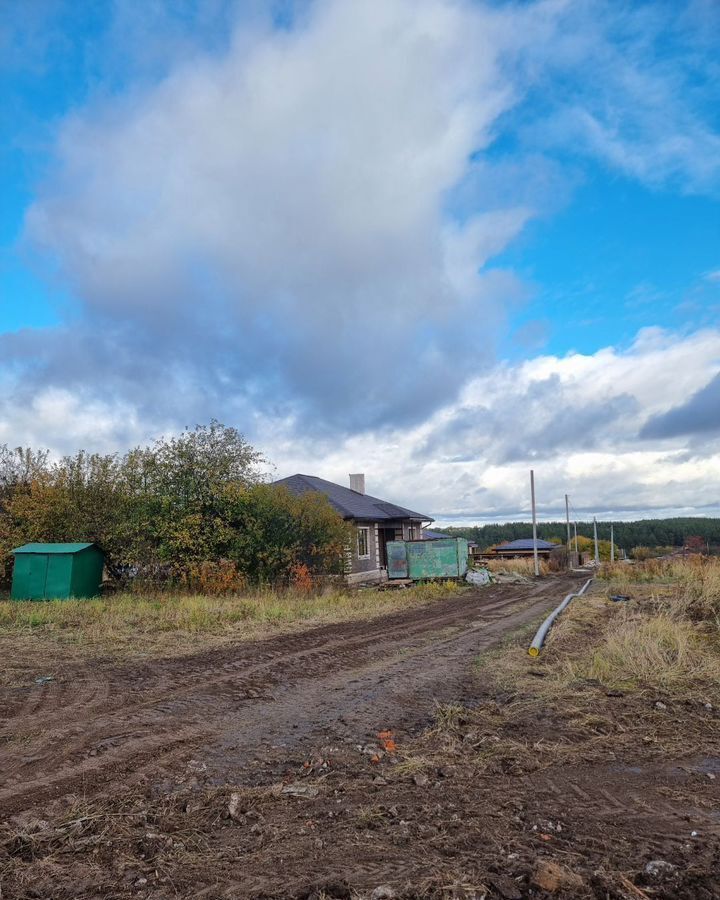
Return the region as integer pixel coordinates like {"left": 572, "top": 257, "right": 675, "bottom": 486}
{"left": 10, "top": 543, "right": 105, "bottom": 600}
{"left": 387, "top": 538, "right": 469, "bottom": 580}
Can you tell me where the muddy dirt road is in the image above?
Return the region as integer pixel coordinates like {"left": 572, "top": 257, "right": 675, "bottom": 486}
{"left": 0, "top": 578, "right": 577, "bottom": 818}
{"left": 3, "top": 574, "right": 720, "bottom": 899}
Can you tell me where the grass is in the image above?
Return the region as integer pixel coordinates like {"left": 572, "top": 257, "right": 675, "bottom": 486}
{"left": 566, "top": 610, "right": 720, "bottom": 690}
{"left": 483, "top": 558, "right": 550, "bottom": 577}
{"left": 482, "top": 558, "right": 720, "bottom": 697}
{"left": 398, "top": 560, "right": 720, "bottom": 783}
{"left": 0, "top": 580, "right": 463, "bottom": 659}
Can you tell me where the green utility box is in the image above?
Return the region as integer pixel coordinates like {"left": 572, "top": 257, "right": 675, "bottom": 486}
{"left": 387, "top": 537, "right": 469, "bottom": 580}
{"left": 10, "top": 543, "right": 104, "bottom": 600}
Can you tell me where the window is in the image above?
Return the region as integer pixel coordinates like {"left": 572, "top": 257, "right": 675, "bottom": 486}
{"left": 357, "top": 527, "right": 370, "bottom": 559}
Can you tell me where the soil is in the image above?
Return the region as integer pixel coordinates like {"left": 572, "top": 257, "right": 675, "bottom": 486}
{"left": 1, "top": 575, "right": 719, "bottom": 899}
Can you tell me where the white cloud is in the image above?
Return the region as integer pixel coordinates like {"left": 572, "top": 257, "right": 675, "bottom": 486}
{"left": 2, "top": 327, "right": 719, "bottom": 521}
{"left": 513, "top": 1, "right": 720, "bottom": 192}
{"left": 3, "top": 0, "right": 720, "bottom": 524}
{"left": 23, "top": 0, "right": 535, "bottom": 431}
{"left": 265, "top": 327, "right": 720, "bottom": 521}
{"left": 18, "top": 0, "right": 719, "bottom": 438}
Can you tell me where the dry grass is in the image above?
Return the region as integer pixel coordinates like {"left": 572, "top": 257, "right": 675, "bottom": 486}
{"left": 418, "top": 566, "right": 720, "bottom": 779}
{"left": 0, "top": 580, "right": 462, "bottom": 659}
{"left": 483, "top": 559, "right": 720, "bottom": 698}
{"left": 566, "top": 610, "right": 720, "bottom": 690}
{"left": 602, "top": 557, "right": 720, "bottom": 626}
{"left": 484, "top": 558, "right": 550, "bottom": 576}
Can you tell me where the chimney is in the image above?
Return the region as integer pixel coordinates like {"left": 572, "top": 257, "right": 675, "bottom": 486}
{"left": 349, "top": 473, "right": 365, "bottom": 494}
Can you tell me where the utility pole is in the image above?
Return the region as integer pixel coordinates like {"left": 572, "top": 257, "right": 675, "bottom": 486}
{"left": 593, "top": 516, "right": 600, "bottom": 565}
{"left": 565, "top": 494, "right": 571, "bottom": 548}
{"left": 610, "top": 522, "right": 615, "bottom": 563}
{"left": 530, "top": 469, "right": 539, "bottom": 577}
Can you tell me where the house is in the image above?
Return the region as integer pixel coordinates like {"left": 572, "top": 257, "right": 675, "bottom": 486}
{"left": 422, "top": 528, "right": 451, "bottom": 540}
{"left": 274, "top": 473, "right": 432, "bottom": 584}
{"left": 486, "top": 538, "right": 564, "bottom": 562}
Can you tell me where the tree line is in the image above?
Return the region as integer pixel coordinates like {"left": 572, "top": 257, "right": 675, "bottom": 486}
{"left": 442, "top": 518, "right": 720, "bottom": 553}
{"left": 0, "top": 423, "right": 349, "bottom": 592}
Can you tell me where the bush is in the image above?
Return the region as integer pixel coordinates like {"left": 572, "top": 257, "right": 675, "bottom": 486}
{"left": 0, "top": 423, "right": 349, "bottom": 589}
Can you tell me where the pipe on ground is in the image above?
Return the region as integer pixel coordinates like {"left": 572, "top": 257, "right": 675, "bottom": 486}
{"left": 527, "top": 578, "right": 593, "bottom": 657}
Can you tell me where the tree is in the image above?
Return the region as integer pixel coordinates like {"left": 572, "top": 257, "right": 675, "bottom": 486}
{"left": 218, "top": 484, "right": 350, "bottom": 585}
{"left": 0, "top": 424, "right": 350, "bottom": 590}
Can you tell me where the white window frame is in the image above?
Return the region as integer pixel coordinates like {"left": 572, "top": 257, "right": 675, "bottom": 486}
{"left": 357, "top": 526, "right": 370, "bottom": 559}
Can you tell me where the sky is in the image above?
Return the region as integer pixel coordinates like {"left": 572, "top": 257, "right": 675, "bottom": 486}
{"left": 1, "top": 0, "right": 719, "bottom": 526}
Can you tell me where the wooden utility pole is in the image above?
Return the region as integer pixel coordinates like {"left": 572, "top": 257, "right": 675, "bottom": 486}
{"left": 530, "top": 469, "right": 539, "bottom": 577}
{"left": 565, "top": 494, "right": 571, "bottom": 548}
{"left": 610, "top": 522, "right": 615, "bottom": 563}
{"left": 593, "top": 517, "right": 600, "bottom": 565}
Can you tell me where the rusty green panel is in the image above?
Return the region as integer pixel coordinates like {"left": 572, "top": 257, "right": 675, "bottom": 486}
{"left": 406, "top": 538, "right": 468, "bottom": 579}
{"left": 387, "top": 541, "right": 408, "bottom": 578}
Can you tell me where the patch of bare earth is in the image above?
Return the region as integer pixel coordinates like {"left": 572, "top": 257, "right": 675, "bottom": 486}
{"left": 1, "top": 575, "right": 719, "bottom": 898}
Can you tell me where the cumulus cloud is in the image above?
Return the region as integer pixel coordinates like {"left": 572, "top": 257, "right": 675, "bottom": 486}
{"left": 20, "top": 0, "right": 537, "bottom": 434}
{"left": 264, "top": 328, "right": 720, "bottom": 521}
{"left": 10, "top": 0, "right": 719, "bottom": 442}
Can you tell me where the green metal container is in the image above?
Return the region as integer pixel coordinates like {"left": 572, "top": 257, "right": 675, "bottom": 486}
{"left": 387, "top": 540, "right": 409, "bottom": 578}
{"left": 10, "top": 543, "right": 105, "bottom": 600}
{"left": 387, "top": 538, "right": 469, "bottom": 580}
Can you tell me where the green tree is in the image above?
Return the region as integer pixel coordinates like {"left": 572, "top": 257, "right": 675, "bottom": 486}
{"left": 218, "top": 484, "right": 350, "bottom": 585}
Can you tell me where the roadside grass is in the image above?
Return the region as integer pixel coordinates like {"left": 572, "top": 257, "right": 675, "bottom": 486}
{"left": 567, "top": 610, "right": 720, "bottom": 690}
{"left": 401, "top": 559, "right": 720, "bottom": 781}
{"left": 0, "top": 580, "right": 463, "bottom": 661}
{"left": 487, "top": 574, "right": 720, "bottom": 697}
{"left": 484, "top": 558, "right": 550, "bottom": 577}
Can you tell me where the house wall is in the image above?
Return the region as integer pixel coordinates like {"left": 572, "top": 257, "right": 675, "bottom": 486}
{"left": 350, "top": 522, "right": 379, "bottom": 574}
{"left": 344, "top": 519, "right": 425, "bottom": 585}
{"left": 345, "top": 521, "right": 386, "bottom": 585}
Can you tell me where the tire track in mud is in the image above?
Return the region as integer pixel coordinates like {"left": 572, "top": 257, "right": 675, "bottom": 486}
{"left": 535, "top": 767, "right": 720, "bottom": 841}
{"left": 2, "top": 580, "right": 559, "bottom": 737}
{"left": 0, "top": 577, "right": 580, "bottom": 815}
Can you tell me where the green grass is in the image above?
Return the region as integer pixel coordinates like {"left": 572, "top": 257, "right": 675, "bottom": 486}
{"left": 0, "top": 580, "right": 463, "bottom": 655}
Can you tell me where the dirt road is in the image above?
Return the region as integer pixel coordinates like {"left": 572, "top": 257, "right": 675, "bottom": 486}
{"left": 3, "top": 574, "right": 720, "bottom": 899}
{"left": 0, "top": 577, "right": 576, "bottom": 818}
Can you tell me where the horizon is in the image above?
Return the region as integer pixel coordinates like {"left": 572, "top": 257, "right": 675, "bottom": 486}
{"left": 433, "top": 512, "right": 720, "bottom": 529}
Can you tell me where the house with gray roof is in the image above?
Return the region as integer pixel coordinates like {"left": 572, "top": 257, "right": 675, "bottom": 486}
{"left": 489, "top": 538, "right": 563, "bottom": 560}
{"left": 273, "top": 473, "right": 432, "bottom": 584}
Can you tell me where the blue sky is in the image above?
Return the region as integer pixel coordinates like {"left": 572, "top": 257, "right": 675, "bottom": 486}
{"left": 1, "top": 0, "right": 720, "bottom": 521}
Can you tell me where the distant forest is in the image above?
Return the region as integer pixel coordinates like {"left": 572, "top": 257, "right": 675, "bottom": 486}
{"left": 441, "top": 517, "right": 720, "bottom": 552}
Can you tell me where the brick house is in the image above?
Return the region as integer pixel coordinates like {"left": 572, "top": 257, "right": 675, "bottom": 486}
{"left": 273, "top": 473, "right": 433, "bottom": 584}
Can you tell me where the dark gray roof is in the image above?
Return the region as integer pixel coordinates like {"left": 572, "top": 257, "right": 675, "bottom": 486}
{"left": 497, "top": 538, "right": 559, "bottom": 551}
{"left": 422, "top": 529, "right": 451, "bottom": 540}
{"left": 274, "top": 474, "right": 432, "bottom": 522}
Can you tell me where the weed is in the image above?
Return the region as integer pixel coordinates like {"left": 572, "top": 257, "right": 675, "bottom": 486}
{"left": 0, "top": 580, "right": 462, "bottom": 658}
{"left": 566, "top": 611, "right": 720, "bottom": 690}
{"left": 432, "top": 702, "right": 467, "bottom": 735}
{"left": 485, "top": 558, "right": 550, "bottom": 576}
{"left": 355, "top": 806, "right": 387, "bottom": 829}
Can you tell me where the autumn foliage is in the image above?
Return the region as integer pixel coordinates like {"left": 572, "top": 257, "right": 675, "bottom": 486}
{"left": 0, "top": 423, "right": 349, "bottom": 591}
